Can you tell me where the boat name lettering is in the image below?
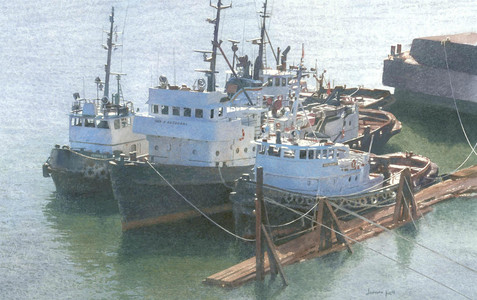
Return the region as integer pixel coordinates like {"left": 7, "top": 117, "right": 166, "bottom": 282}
{"left": 154, "top": 120, "right": 188, "bottom": 126}
{"left": 323, "top": 162, "right": 338, "bottom": 167}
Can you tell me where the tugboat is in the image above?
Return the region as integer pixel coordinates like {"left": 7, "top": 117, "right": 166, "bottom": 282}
{"left": 230, "top": 65, "right": 437, "bottom": 238}
{"left": 108, "top": 1, "right": 265, "bottom": 231}
{"left": 43, "top": 7, "right": 147, "bottom": 199}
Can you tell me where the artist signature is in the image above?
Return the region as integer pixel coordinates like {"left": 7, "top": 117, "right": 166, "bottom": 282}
{"left": 366, "top": 288, "right": 395, "bottom": 297}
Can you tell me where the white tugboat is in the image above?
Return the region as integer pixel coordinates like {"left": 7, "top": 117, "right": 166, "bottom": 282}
{"left": 108, "top": 1, "right": 265, "bottom": 230}
{"left": 43, "top": 7, "right": 147, "bottom": 199}
{"left": 230, "top": 65, "right": 437, "bottom": 237}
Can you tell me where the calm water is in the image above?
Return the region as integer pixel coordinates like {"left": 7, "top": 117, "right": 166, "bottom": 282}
{"left": 1, "top": 0, "right": 476, "bottom": 299}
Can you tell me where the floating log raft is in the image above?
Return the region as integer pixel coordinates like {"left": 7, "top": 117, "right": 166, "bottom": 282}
{"left": 204, "top": 164, "right": 477, "bottom": 288}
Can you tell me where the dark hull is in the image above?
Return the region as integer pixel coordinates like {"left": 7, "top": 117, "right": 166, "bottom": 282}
{"left": 44, "top": 147, "right": 114, "bottom": 199}
{"left": 108, "top": 160, "right": 253, "bottom": 230}
{"left": 346, "top": 108, "right": 402, "bottom": 152}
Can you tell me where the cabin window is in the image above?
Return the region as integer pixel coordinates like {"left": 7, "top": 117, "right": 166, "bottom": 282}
{"left": 349, "top": 121, "right": 351, "bottom": 126}
{"left": 282, "top": 78, "right": 287, "bottom": 86}
{"left": 210, "top": 109, "right": 214, "bottom": 119}
{"left": 322, "top": 149, "right": 327, "bottom": 159}
{"left": 299, "top": 150, "right": 307, "bottom": 159}
{"left": 308, "top": 150, "right": 314, "bottom": 159}
{"left": 172, "top": 106, "right": 180, "bottom": 116}
{"left": 195, "top": 109, "right": 203, "bottom": 118}
{"left": 328, "top": 149, "right": 334, "bottom": 159}
{"left": 85, "top": 119, "right": 95, "bottom": 127}
{"left": 152, "top": 105, "right": 159, "bottom": 114}
{"left": 72, "top": 117, "right": 82, "bottom": 126}
{"left": 283, "top": 148, "right": 295, "bottom": 159}
{"left": 218, "top": 107, "right": 223, "bottom": 117}
{"left": 96, "top": 120, "right": 109, "bottom": 129}
{"left": 275, "top": 78, "right": 280, "bottom": 86}
{"left": 267, "top": 146, "right": 280, "bottom": 157}
{"left": 161, "top": 105, "right": 169, "bottom": 115}
{"left": 184, "top": 107, "right": 191, "bottom": 117}
{"left": 315, "top": 150, "right": 321, "bottom": 159}
{"left": 348, "top": 177, "right": 351, "bottom": 182}
{"left": 267, "top": 78, "right": 273, "bottom": 86}
{"left": 114, "top": 119, "right": 120, "bottom": 129}
{"left": 130, "top": 144, "right": 137, "bottom": 152}
{"left": 258, "top": 144, "right": 265, "bottom": 155}
{"left": 121, "top": 118, "right": 129, "bottom": 128}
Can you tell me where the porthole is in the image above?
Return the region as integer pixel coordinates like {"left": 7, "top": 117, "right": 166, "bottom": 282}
{"left": 154, "top": 145, "right": 159, "bottom": 151}
{"left": 236, "top": 148, "right": 240, "bottom": 154}
{"left": 244, "top": 148, "right": 248, "bottom": 153}
{"left": 216, "top": 151, "right": 220, "bottom": 156}
{"left": 348, "top": 177, "right": 351, "bottom": 182}
{"left": 192, "top": 149, "right": 197, "bottom": 155}
{"left": 252, "top": 146, "right": 256, "bottom": 152}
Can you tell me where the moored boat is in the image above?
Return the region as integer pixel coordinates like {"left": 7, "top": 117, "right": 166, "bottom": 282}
{"left": 43, "top": 7, "right": 147, "bottom": 199}
{"left": 108, "top": 1, "right": 264, "bottom": 230}
{"left": 231, "top": 67, "right": 437, "bottom": 238}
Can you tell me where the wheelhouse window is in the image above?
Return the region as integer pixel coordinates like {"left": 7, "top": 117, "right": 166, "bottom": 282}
{"left": 184, "top": 107, "right": 191, "bottom": 117}
{"left": 152, "top": 105, "right": 159, "bottom": 114}
{"left": 267, "top": 145, "right": 280, "bottom": 157}
{"left": 267, "top": 78, "right": 273, "bottom": 86}
{"left": 283, "top": 147, "right": 295, "bottom": 159}
{"left": 72, "top": 117, "right": 82, "bottom": 126}
{"left": 195, "top": 109, "right": 203, "bottom": 118}
{"left": 282, "top": 78, "right": 287, "bottom": 86}
{"left": 218, "top": 107, "right": 223, "bottom": 117}
{"left": 308, "top": 150, "right": 314, "bottom": 159}
{"left": 85, "top": 118, "right": 95, "bottom": 127}
{"left": 96, "top": 120, "right": 109, "bottom": 129}
{"left": 275, "top": 78, "right": 280, "bottom": 86}
{"left": 258, "top": 144, "right": 266, "bottom": 155}
{"left": 322, "top": 149, "right": 328, "bottom": 159}
{"left": 161, "top": 105, "right": 169, "bottom": 115}
{"left": 328, "top": 149, "right": 334, "bottom": 159}
{"left": 172, "top": 106, "right": 180, "bottom": 116}
{"left": 210, "top": 109, "right": 214, "bottom": 119}
{"left": 299, "top": 150, "right": 307, "bottom": 159}
{"left": 315, "top": 150, "right": 322, "bottom": 159}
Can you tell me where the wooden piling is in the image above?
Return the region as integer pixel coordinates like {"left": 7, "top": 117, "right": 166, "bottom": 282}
{"left": 255, "top": 167, "right": 264, "bottom": 281}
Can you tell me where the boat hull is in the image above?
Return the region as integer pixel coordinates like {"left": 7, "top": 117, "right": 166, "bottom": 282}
{"left": 44, "top": 147, "right": 114, "bottom": 199}
{"left": 231, "top": 176, "right": 398, "bottom": 239}
{"left": 108, "top": 160, "right": 253, "bottom": 230}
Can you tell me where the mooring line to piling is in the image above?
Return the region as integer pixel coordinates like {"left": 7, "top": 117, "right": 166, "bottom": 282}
{"left": 217, "top": 165, "right": 234, "bottom": 189}
{"left": 145, "top": 160, "right": 255, "bottom": 242}
{"left": 271, "top": 200, "right": 473, "bottom": 300}
{"left": 264, "top": 197, "right": 319, "bottom": 228}
{"left": 327, "top": 201, "right": 477, "bottom": 274}
{"left": 442, "top": 41, "right": 477, "bottom": 160}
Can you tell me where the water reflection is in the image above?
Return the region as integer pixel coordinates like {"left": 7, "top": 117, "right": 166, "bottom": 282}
{"left": 395, "top": 222, "right": 419, "bottom": 268}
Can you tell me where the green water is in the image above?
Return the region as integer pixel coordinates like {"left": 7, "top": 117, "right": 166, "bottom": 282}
{"left": 1, "top": 0, "right": 476, "bottom": 298}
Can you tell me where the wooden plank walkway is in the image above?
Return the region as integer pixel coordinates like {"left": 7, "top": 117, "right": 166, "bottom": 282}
{"left": 204, "top": 165, "right": 477, "bottom": 288}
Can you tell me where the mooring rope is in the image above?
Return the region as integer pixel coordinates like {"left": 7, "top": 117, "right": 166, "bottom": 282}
{"left": 270, "top": 200, "right": 473, "bottom": 299}
{"left": 217, "top": 164, "right": 234, "bottom": 189}
{"left": 145, "top": 159, "right": 255, "bottom": 242}
{"left": 264, "top": 197, "right": 319, "bottom": 228}
{"left": 442, "top": 40, "right": 477, "bottom": 160}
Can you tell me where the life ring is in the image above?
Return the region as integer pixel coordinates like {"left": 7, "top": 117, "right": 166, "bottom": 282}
{"left": 276, "top": 123, "right": 281, "bottom": 129}
{"left": 351, "top": 160, "right": 357, "bottom": 169}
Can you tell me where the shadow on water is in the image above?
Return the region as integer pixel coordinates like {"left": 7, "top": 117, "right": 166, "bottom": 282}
{"left": 394, "top": 222, "right": 419, "bottom": 268}
{"left": 118, "top": 212, "right": 253, "bottom": 262}
{"left": 390, "top": 90, "right": 477, "bottom": 144}
{"left": 44, "top": 192, "right": 118, "bottom": 216}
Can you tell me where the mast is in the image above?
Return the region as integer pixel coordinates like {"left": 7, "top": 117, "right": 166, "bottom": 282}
{"left": 104, "top": 7, "right": 115, "bottom": 99}
{"left": 253, "top": 0, "right": 268, "bottom": 80}
{"left": 207, "top": 0, "right": 231, "bottom": 92}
